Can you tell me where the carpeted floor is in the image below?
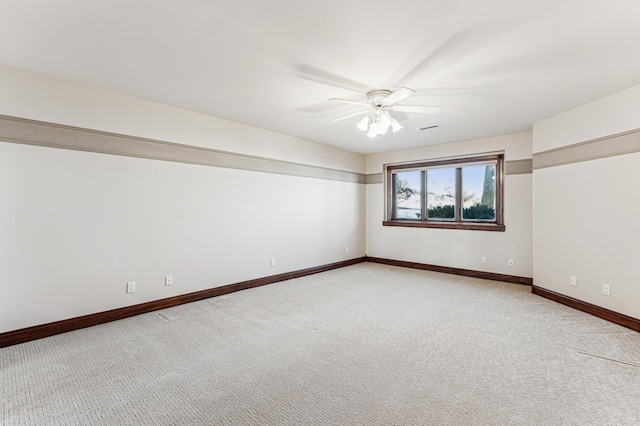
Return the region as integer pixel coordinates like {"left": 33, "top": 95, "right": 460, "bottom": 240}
{"left": 2, "top": 263, "right": 639, "bottom": 425}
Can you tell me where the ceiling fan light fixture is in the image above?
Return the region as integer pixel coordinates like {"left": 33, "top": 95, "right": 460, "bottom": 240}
{"left": 366, "top": 126, "right": 379, "bottom": 138}
{"left": 391, "top": 118, "right": 403, "bottom": 133}
{"left": 356, "top": 115, "right": 370, "bottom": 131}
{"left": 379, "top": 111, "right": 392, "bottom": 130}
{"left": 366, "top": 115, "right": 391, "bottom": 137}
{"left": 330, "top": 86, "right": 440, "bottom": 138}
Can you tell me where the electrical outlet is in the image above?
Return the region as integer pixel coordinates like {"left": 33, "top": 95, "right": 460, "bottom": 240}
{"left": 570, "top": 276, "right": 577, "bottom": 287}
{"left": 481, "top": 256, "right": 487, "bottom": 264}
{"left": 165, "top": 275, "right": 173, "bottom": 286}
{"left": 508, "top": 259, "right": 514, "bottom": 267}
{"left": 127, "top": 281, "right": 136, "bottom": 293}
{"left": 603, "top": 284, "right": 611, "bottom": 296}
{"left": 270, "top": 258, "right": 276, "bottom": 267}
{"left": 345, "top": 247, "right": 350, "bottom": 253}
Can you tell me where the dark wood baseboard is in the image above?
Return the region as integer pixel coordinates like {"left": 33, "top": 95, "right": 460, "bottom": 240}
{"left": 367, "top": 257, "right": 639, "bottom": 333}
{"left": 8, "top": 256, "right": 637, "bottom": 349}
{"left": 0, "top": 257, "right": 366, "bottom": 348}
{"left": 365, "top": 256, "right": 533, "bottom": 286}
{"left": 532, "top": 286, "right": 640, "bottom": 333}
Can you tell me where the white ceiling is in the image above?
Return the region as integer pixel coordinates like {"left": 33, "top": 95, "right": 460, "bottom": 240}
{"left": 1, "top": 0, "right": 640, "bottom": 154}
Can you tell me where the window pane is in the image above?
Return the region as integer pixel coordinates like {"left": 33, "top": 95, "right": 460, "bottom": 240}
{"left": 462, "top": 164, "right": 496, "bottom": 221}
{"left": 426, "top": 168, "right": 455, "bottom": 219}
{"left": 395, "top": 171, "right": 422, "bottom": 219}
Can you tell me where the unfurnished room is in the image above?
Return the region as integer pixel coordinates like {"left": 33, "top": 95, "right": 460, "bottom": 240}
{"left": 1, "top": 1, "right": 639, "bottom": 425}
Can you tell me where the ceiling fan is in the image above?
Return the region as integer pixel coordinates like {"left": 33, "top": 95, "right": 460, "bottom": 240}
{"left": 329, "top": 87, "right": 440, "bottom": 137}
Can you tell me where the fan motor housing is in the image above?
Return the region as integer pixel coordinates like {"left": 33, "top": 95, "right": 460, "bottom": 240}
{"left": 366, "top": 90, "right": 392, "bottom": 106}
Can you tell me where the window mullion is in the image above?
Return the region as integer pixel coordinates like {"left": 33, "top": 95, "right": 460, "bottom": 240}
{"left": 455, "top": 167, "right": 462, "bottom": 222}
{"left": 496, "top": 158, "right": 504, "bottom": 225}
{"left": 420, "top": 170, "right": 426, "bottom": 221}
{"left": 391, "top": 173, "right": 398, "bottom": 220}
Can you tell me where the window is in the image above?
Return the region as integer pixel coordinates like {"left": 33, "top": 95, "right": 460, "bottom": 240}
{"left": 384, "top": 153, "right": 504, "bottom": 231}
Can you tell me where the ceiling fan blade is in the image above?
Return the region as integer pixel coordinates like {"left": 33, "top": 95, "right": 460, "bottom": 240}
{"left": 332, "top": 110, "right": 369, "bottom": 122}
{"left": 382, "top": 87, "right": 415, "bottom": 106}
{"left": 296, "top": 64, "right": 370, "bottom": 93}
{"left": 391, "top": 105, "right": 441, "bottom": 114}
{"left": 329, "top": 98, "right": 370, "bottom": 107}
{"left": 384, "top": 31, "right": 473, "bottom": 88}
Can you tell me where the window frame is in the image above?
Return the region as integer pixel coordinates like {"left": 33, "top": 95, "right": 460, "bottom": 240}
{"left": 383, "top": 153, "right": 505, "bottom": 231}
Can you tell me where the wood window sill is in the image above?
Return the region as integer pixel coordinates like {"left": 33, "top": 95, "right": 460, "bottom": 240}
{"left": 382, "top": 220, "right": 505, "bottom": 232}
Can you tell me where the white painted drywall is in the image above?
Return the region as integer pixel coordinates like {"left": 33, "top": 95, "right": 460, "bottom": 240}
{"left": 365, "top": 132, "right": 533, "bottom": 278}
{"left": 534, "top": 83, "right": 640, "bottom": 153}
{"left": 0, "top": 65, "right": 364, "bottom": 173}
{"left": 0, "top": 67, "right": 365, "bottom": 333}
{"left": 532, "top": 83, "right": 640, "bottom": 319}
{"left": 366, "top": 132, "right": 532, "bottom": 174}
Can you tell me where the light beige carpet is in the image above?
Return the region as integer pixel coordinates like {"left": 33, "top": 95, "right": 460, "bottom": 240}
{"left": 2, "top": 263, "right": 639, "bottom": 425}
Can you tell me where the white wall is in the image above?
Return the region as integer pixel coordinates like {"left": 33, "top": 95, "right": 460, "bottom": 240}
{"left": 533, "top": 84, "right": 640, "bottom": 319}
{"left": 0, "top": 66, "right": 365, "bottom": 333}
{"left": 534, "top": 84, "right": 640, "bottom": 152}
{"left": 0, "top": 65, "right": 364, "bottom": 172}
{"left": 366, "top": 132, "right": 533, "bottom": 278}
